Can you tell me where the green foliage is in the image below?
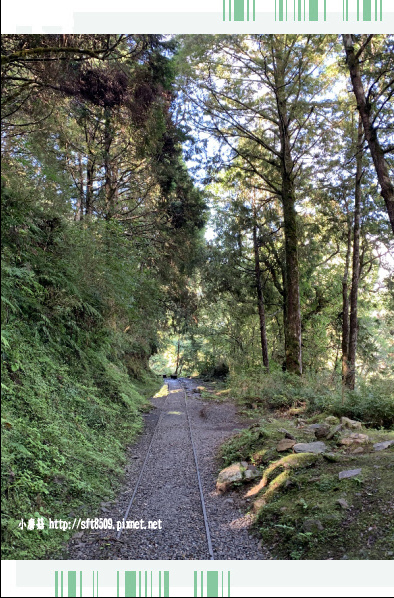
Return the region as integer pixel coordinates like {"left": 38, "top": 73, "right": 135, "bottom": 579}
{"left": 228, "top": 370, "right": 394, "bottom": 429}
{"left": 220, "top": 425, "right": 271, "bottom": 467}
{"left": 1, "top": 176, "right": 165, "bottom": 558}
{"left": 256, "top": 451, "right": 394, "bottom": 560}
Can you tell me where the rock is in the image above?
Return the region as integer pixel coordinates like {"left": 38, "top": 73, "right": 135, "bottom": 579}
{"left": 373, "top": 440, "right": 394, "bottom": 452}
{"left": 284, "top": 479, "right": 297, "bottom": 489}
{"left": 72, "top": 532, "right": 84, "bottom": 540}
{"left": 244, "top": 468, "right": 260, "bottom": 480}
{"left": 323, "top": 452, "right": 342, "bottom": 462}
{"left": 326, "top": 424, "right": 343, "bottom": 440}
{"left": 216, "top": 462, "right": 249, "bottom": 492}
{"left": 277, "top": 438, "right": 296, "bottom": 452}
{"left": 304, "top": 424, "right": 321, "bottom": 434}
{"left": 341, "top": 417, "right": 362, "bottom": 429}
{"left": 223, "top": 498, "right": 234, "bottom": 505}
{"left": 336, "top": 498, "right": 350, "bottom": 509}
{"left": 314, "top": 424, "right": 331, "bottom": 439}
{"left": 338, "top": 468, "right": 362, "bottom": 480}
{"left": 325, "top": 416, "right": 340, "bottom": 425}
{"left": 278, "top": 428, "right": 296, "bottom": 440}
{"left": 351, "top": 447, "right": 364, "bottom": 454}
{"left": 303, "top": 519, "right": 324, "bottom": 532}
{"left": 293, "top": 441, "right": 328, "bottom": 454}
{"left": 340, "top": 433, "right": 370, "bottom": 446}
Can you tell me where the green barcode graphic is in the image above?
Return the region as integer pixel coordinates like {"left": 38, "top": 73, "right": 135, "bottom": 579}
{"left": 118, "top": 570, "right": 169, "bottom": 598}
{"left": 54, "top": 570, "right": 169, "bottom": 597}
{"left": 194, "top": 571, "right": 231, "bottom": 597}
{"left": 223, "top": 0, "right": 256, "bottom": 21}
{"left": 55, "top": 571, "right": 87, "bottom": 597}
{"left": 222, "top": 0, "right": 384, "bottom": 21}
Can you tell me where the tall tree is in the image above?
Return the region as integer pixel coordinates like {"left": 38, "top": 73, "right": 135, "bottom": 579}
{"left": 178, "top": 34, "right": 337, "bottom": 373}
{"left": 346, "top": 116, "right": 364, "bottom": 389}
{"left": 342, "top": 34, "right": 394, "bottom": 234}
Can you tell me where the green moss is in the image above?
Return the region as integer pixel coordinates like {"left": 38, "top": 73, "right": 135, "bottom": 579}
{"left": 255, "top": 451, "right": 394, "bottom": 560}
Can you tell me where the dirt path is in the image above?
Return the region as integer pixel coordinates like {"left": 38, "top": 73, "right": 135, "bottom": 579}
{"left": 68, "top": 378, "right": 263, "bottom": 560}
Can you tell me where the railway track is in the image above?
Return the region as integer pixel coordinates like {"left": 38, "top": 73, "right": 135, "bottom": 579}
{"left": 116, "top": 378, "right": 215, "bottom": 560}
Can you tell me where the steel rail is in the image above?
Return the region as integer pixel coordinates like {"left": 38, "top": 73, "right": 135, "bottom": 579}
{"left": 182, "top": 383, "right": 215, "bottom": 560}
{"left": 116, "top": 378, "right": 215, "bottom": 560}
{"left": 115, "top": 384, "right": 170, "bottom": 540}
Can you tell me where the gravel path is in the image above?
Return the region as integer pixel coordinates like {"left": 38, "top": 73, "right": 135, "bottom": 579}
{"left": 67, "top": 378, "right": 264, "bottom": 560}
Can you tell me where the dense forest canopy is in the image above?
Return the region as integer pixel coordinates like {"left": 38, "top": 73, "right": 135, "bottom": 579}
{"left": 1, "top": 34, "right": 393, "bottom": 558}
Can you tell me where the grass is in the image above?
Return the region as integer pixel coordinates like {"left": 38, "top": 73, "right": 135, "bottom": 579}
{"left": 1, "top": 332, "right": 161, "bottom": 559}
{"left": 216, "top": 371, "right": 394, "bottom": 560}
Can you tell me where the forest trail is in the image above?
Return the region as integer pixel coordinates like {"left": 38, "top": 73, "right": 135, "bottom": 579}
{"left": 67, "top": 379, "right": 263, "bottom": 560}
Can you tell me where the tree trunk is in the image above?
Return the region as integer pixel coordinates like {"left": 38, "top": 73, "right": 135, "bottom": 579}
{"left": 86, "top": 159, "right": 94, "bottom": 216}
{"left": 252, "top": 215, "right": 269, "bottom": 370}
{"left": 75, "top": 154, "right": 84, "bottom": 221}
{"left": 341, "top": 198, "right": 352, "bottom": 385}
{"left": 175, "top": 337, "right": 181, "bottom": 375}
{"left": 104, "top": 107, "right": 114, "bottom": 220}
{"left": 346, "top": 116, "right": 363, "bottom": 390}
{"left": 275, "top": 56, "right": 302, "bottom": 375}
{"left": 343, "top": 34, "right": 394, "bottom": 234}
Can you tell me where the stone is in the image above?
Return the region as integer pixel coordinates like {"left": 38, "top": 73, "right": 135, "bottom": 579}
{"left": 293, "top": 441, "right": 328, "bottom": 454}
{"left": 338, "top": 468, "right": 362, "bottom": 480}
{"left": 325, "top": 416, "right": 340, "bottom": 425}
{"left": 303, "top": 519, "right": 324, "bottom": 532}
{"left": 304, "top": 423, "right": 331, "bottom": 438}
{"left": 373, "top": 440, "right": 394, "bottom": 452}
{"left": 341, "top": 417, "right": 362, "bottom": 429}
{"left": 284, "top": 479, "right": 297, "bottom": 489}
{"left": 223, "top": 498, "right": 234, "bottom": 505}
{"left": 340, "top": 433, "right": 370, "bottom": 446}
{"left": 314, "top": 424, "right": 331, "bottom": 439}
{"left": 336, "top": 498, "right": 350, "bottom": 509}
{"left": 323, "top": 452, "right": 342, "bottom": 462}
{"left": 326, "top": 424, "right": 343, "bottom": 440}
{"left": 351, "top": 447, "right": 364, "bottom": 454}
{"left": 216, "top": 461, "right": 249, "bottom": 492}
{"left": 244, "top": 468, "right": 260, "bottom": 480}
{"left": 216, "top": 463, "right": 244, "bottom": 493}
{"left": 277, "top": 438, "right": 296, "bottom": 452}
{"left": 278, "top": 428, "right": 296, "bottom": 440}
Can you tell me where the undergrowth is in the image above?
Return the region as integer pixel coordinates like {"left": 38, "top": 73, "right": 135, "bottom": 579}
{"left": 1, "top": 179, "right": 162, "bottom": 558}
{"left": 228, "top": 370, "right": 394, "bottom": 429}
